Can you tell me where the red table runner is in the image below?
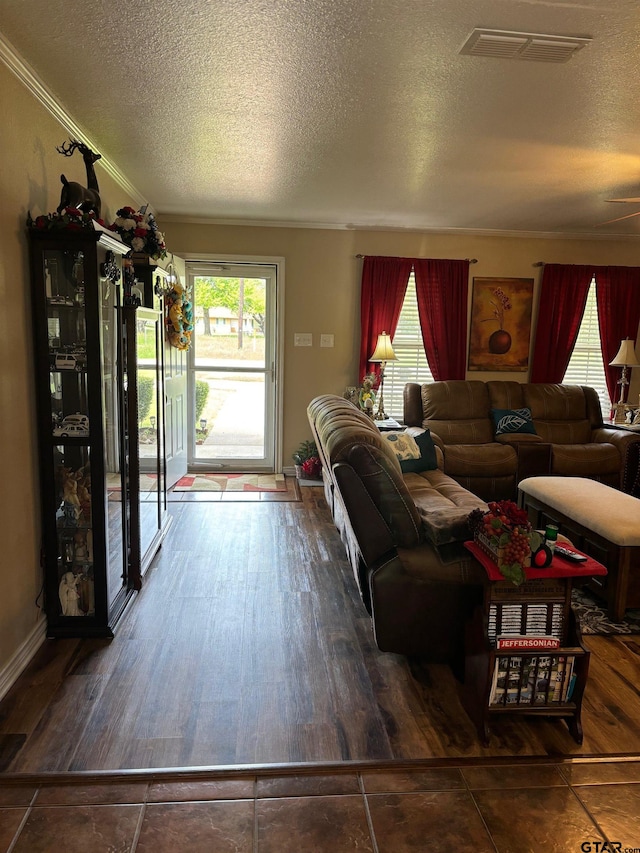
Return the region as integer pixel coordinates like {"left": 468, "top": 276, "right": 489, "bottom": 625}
{"left": 463, "top": 540, "right": 607, "bottom": 582}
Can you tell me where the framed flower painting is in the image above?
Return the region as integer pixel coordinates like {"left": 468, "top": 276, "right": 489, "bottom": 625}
{"left": 468, "top": 277, "right": 534, "bottom": 371}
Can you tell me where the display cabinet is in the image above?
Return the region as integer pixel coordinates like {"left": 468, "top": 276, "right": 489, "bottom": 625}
{"left": 28, "top": 224, "right": 134, "bottom": 637}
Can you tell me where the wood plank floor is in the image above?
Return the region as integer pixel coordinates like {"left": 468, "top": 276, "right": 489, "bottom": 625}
{"left": 2, "top": 486, "right": 640, "bottom": 773}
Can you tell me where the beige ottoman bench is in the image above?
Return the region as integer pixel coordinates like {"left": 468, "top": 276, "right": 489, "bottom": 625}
{"left": 518, "top": 476, "right": 640, "bottom": 621}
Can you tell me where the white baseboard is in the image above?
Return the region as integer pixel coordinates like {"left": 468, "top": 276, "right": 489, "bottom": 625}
{"left": 0, "top": 619, "right": 47, "bottom": 702}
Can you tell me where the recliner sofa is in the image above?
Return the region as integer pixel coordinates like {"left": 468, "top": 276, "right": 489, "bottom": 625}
{"left": 307, "top": 394, "right": 487, "bottom": 663}
{"left": 403, "top": 381, "right": 640, "bottom": 502}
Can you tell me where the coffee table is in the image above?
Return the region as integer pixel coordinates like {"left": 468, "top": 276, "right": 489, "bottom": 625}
{"left": 518, "top": 476, "right": 640, "bottom": 621}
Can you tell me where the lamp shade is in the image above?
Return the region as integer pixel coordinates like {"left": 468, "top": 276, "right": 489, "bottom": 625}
{"left": 369, "top": 332, "right": 398, "bottom": 362}
{"left": 609, "top": 338, "right": 640, "bottom": 367}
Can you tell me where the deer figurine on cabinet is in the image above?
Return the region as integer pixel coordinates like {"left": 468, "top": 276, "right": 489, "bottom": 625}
{"left": 56, "top": 139, "right": 102, "bottom": 219}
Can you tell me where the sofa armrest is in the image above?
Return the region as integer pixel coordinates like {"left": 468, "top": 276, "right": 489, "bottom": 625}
{"left": 593, "top": 426, "right": 639, "bottom": 447}
{"left": 594, "top": 426, "right": 640, "bottom": 492}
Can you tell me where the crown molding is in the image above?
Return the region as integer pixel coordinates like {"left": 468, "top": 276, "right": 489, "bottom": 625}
{"left": 0, "top": 31, "right": 145, "bottom": 206}
{"left": 160, "top": 213, "right": 640, "bottom": 241}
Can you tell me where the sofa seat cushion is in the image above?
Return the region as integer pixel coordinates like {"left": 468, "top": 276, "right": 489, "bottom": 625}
{"left": 495, "top": 433, "right": 544, "bottom": 445}
{"left": 404, "top": 470, "right": 488, "bottom": 545}
{"left": 441, "top": 443, "right": 517, "bottom": 478}
{"left": 551, "top": 442, "right": 621, "bottom": 477}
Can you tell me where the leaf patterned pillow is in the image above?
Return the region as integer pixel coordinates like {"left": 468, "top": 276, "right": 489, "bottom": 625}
{"left": 490, "top": 408, "right": 537, "bottom": 436}
{"left": 383, "top": 429, "right": 438, "bottom": 472}
{"left": 383, "top": 431, "right": 421, "bottom": 461}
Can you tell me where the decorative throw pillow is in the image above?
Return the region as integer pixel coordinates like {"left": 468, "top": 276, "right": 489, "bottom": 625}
{"left": 491, "top": 407, "right": 537, "bottom": 436}
{"left": 383, "top": 431, "right": 421, "bottom": 461}
{"left": 383, "top": 429, "right": 438, "bottom": 473}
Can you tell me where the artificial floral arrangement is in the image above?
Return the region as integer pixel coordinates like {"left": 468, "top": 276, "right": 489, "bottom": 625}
{"left": 27, "top": 207, "right": 106, "bottom": 231}
{"left": 468, "top": 500, "right": 544, "bottom": 585}
{"left": 165, "top": 281, "right": 194, "bottom": 351}
{"left": 108, "top": 206, "right": 167, "bottom": 260}
{"left": 358, "top": 373, "right": 377, "bottom": 416}
{"left": 292, "top": 440, "right": 322, "bottom": 480}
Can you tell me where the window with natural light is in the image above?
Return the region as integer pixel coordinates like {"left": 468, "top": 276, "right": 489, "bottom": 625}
{"left": 562, "top": 278, "right": 610, "bottom": 416}
{"left": 383, "top": 273, "right": 434, "bottom": 419}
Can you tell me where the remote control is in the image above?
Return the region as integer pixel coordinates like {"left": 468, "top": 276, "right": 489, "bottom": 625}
{"left": 554, "top": 545, "right": 587, "bottom": 562}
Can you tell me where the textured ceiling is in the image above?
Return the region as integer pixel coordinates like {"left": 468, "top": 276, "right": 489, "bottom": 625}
{"left": 3, "top": 0, "right": 640, "bottom": 235}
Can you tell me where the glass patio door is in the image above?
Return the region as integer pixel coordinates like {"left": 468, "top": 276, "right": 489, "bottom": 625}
{"left": 186, "top": 262, "right": 277, "bottom": 472}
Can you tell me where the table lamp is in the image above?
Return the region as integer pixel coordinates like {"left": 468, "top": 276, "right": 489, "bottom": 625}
{"left": 369, "top": 332, "right": 398, "bottom": 420}
{"left": 609, "top": 337, "right": 640, "bottom": 424}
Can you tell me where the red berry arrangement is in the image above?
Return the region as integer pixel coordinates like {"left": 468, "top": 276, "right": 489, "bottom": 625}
{"left": 468, "top": 500, "right": 541, "bottom": 585}
{"left": 301, "top": 456, "right": 322, "bottom": 479}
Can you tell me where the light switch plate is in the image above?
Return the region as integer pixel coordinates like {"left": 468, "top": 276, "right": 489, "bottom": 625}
{"left": 294, "top": 333, "right": 312, "bottom": 347}
{"left": 320, "top": 334, "right": 334, "bottom": 348}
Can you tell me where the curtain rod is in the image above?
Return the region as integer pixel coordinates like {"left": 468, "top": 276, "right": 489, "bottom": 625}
{"left": 355, "top": 254, "right": 477, "bottom": 263}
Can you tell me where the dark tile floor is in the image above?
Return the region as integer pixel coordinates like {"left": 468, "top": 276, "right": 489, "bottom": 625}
{"left": 1, "top": 757, "right": 639, "bottom": 852}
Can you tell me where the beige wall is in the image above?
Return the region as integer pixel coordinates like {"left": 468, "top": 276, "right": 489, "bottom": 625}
{"left": 0, "top": 61, "right": 138, "bottom": 668}
{"left": 3, "top": 54, "right": 640, "bottom": 675}
{"left": 163, "top": 222, "right": 640, "bottom": 467}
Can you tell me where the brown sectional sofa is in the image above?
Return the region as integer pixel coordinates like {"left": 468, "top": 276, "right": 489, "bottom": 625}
{"left": 404, "top": 381, "right": 640, "bottom": 502}
{"left": 307, "top": 394, "right": 487, "bottom": 664}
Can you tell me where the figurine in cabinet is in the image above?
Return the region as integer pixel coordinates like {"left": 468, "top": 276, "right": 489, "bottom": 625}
{"left": 73, "top": 531, "right": 89, "bottom": 563}
{"left": 58, "top": 571, "right": 83, "bottom": 616}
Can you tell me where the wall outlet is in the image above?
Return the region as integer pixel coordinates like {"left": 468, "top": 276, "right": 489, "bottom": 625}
{"left": 294, "top": 333, "right": 313, "bottom": 347}
{"left": 320, "top": 334, "right": 334, "bottom": 348}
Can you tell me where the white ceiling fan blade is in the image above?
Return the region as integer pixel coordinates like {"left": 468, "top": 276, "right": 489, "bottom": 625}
{"left": 596, "top": 209, "right": 640, "bottom": 226}
{"left": 605, "top": 197, "right": 640, "bottom": 203}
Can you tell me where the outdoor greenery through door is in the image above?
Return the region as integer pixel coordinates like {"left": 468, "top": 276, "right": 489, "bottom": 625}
{"left": 187, "top": 262, "right": 278, "bottom": 472}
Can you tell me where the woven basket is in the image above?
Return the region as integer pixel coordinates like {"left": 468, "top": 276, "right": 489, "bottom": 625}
{"left": 474, "top": 530, "right": 531, "bottom": 568}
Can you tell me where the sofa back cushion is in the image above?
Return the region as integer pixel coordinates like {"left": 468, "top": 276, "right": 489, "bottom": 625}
{"left": 345, "top": 443, "right": 423, "bottom": 548}
{"left": 420, "top": 381, "right": 494, "bottom": 444}
{"left": 487, "top": 381, "right": 526, "bottom": 410}
{"left": 522, "top": 384, "right": 592, "bottom": 443}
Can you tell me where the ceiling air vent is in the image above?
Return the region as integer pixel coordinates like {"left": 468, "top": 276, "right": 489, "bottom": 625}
{"left": 459, "top": 28, "right": 591, "bottom": 63}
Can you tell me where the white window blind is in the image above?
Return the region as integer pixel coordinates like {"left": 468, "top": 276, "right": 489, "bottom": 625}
{"left": 562, "top": 279, "right": 610, "bottom": 415}
{"left": 384, "top": 272, "right": 434, "bottom": 419}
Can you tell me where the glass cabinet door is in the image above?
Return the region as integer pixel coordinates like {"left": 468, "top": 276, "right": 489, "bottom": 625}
{"left": 45, "top": 247, "right": 96, "bottom": 619}
{"left": 30, "top": 229, "right": 132, "bottom": 637}
{"left": 99, "top": 256, "right": 129, "bottom": 612}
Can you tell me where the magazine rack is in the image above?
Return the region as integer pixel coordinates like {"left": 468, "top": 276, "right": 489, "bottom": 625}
{"left": 461, "top": 542, "right": 607, "bottom": 745}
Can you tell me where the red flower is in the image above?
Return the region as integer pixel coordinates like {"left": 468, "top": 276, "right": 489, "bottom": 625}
{"left": 134, "top": 227, "right": 148, "bottom": 237}
{"left": 65, "top": 207, "right": 83, "bottom": 217}
{"left": 35, "top": 215, "right": 48, "bottom": 228}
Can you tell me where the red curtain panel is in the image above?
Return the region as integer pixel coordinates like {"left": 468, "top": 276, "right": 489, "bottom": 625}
{"left": 530, "top": 264, "right": 593, "bottom": 383}
{"left": 595, "top": 266, "right": 640, "bottom": 405}
{"left": 414, "top": 258, "right": 470, "bottom": 380}
{"left": 359, "top": 256, "right": 412, "bottom": 382}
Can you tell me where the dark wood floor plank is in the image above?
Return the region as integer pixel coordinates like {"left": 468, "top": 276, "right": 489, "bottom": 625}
{"left": 2, "top": 486, "right": 640, "bottom": 772}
